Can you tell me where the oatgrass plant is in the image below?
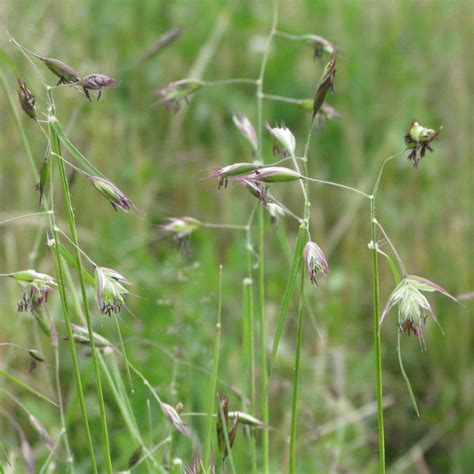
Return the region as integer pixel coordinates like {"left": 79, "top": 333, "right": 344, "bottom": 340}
{"left": 0, "top": 1, "right": 470, "bottom": 473}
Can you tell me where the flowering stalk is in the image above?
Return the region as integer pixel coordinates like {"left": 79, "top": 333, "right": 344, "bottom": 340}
{"left": 289, "top": 264, "right": 305, "bottom": 474}
{"left": 254, "top": 5, "right": 278, "bottom": 472}
{"left": 48, "top": 90, "right": 113, "bottom": 473}
{"left": 369, "top": 195, "right": 385, "bottom": 473}
{"left": 204, "top": 266, "right": 223, "bottom": 467}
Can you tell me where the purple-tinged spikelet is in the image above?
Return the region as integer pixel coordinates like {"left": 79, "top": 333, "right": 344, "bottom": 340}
{"left": 304, "top": 242, "right": 329, "bottom": 285}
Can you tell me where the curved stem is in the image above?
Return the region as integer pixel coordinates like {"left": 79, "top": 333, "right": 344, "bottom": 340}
{"left": 370, "top": 196, "right": 385, "bottom": 472}
{"left": 304, "top": 176, "right": 371, "bottom": 199}
{"left": 0, "top": 211, "right": 52, "bottom": 226}
{"left": 373, "top": 219, "right": 408, "bottom": 277}
{"left": 372, "top": 149, "right": 406, "bottom": 198}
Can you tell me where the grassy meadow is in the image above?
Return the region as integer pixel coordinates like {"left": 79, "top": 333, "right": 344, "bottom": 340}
{"left": 0, "top": 0, "right": 472, "bottom": 472}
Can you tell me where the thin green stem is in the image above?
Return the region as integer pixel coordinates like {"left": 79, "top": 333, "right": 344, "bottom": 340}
{"left": 242, "top": 276, "right": 257, "bottom": 474}
{"left": 304, "top": 176, "right": 371, "bottom": 199}
{"left": 48, "top": 92, "right": 112, "bottom": 473}
{"left": 377, "top": 251, "right": 419, "bottom": 416}
{"left": 202, "top": 222, "right": 249, "bottom": 231}
{"left": 113, "top": 315, "right": 135, "bottom": 393}
{"left": 373, "top": 219, "right": 408, "bottom": 277}
{"left": 255, "top": 5, "right": 278, "bottom": 472}
{"left": 47, "top": 149, "right": 98, "bottom": 472}
{"left": 204, "top": 265, "right": 223, "bottom": 467}
{"left": 269, "top": 225, "right": 307, "bottom": 375}
{"left": 206, "top": 78, "right": 258, "bottom": 87}
{"left": 0, "top": 211, "right": 52, "bottom": 226}
{"left": 46, "top": 309, "right": 74, "bottom": 470}
{"left": 289, "top": 263, "right": 305, "bottom": 474}
{"left": 262, "top": 93, "right": 301, "bottom": 105}
{"left": 0, "top": 369, "right": 58, "bottom": 407}
{"left": 216, "top": 395, "right": 237, "bottom": 474}
{"left": 370, "top": 196, "right": 385, "bottom": 473}
{"left": 372, "top": 149, "right": 406, "bottom": 198}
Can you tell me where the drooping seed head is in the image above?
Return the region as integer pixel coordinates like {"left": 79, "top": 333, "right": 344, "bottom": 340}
{"left": 157, "top": 216, "right": 202, "bottom": 255}
{"left": 67, "top": 323, "right": 112, "bottom": 347}
{"left": 243, "top": 166, "right": 302, "bottom": 183}
{"left": 159, "top": 401, "right": 190, "bottom": 437}
{"left": 17, "top": 78, "right": 36, "bottom": 120}
{"left": 208, "top": 162, "right": 262, "bottom": 188}
{"left": 128, "top": 447, "right": 143, "bottom": 470}
{"left": 40, "top": 57, "right": 81, "bottom": 84}
{"left": 158, "top": 216, "right": 202, "bottom": 240}
{"left": 404, "top": 120, "right": 441, "bottom": 168}
{"left": 380, "top": 275, "right": 458, "bottom": 343}
{"left": 264, "top": 123, "right": 296, "bottom": 158}
{"left": 9, "top": 270, "right": 56, "bottom": 313}
{"left": 304, "top": 241, "right": 329, "bottom": 285}
{"left": 241, "top": 179, "right": 271, "bottom": 205}
{"left": 233, "top": 115, "right": 258, "bottom": 152}
{"left": 80, "top": 73, "right": 118, "bottom": 100}
{"left": 154, "top": 79, "right": 206, "bottom": 112}
{"left": 95, "top": 266, "right": 130, "bottom": 316}
{"left": 303, "top": 34, "right": 335, "bottom": 60}
{"left": 88, "top": 175, "right": 133, "bottom": 212}
{"left": 312, "top": 51, "right": 337, "bottom": 121}
{"left": 27, "top": 349, "right": 45, "bottom": 362}
{"left": 228, "top": 411, "right": 270, "bottom": 430}
{"left": 80, "top": 73, "right": 117, "bottom": 90}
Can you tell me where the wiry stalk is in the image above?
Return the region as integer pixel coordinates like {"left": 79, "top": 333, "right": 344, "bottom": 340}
{"left": 204, "top": 265, "right": 223, "bottom": 467}
{"left": 370, "top": 195, "right": 385, "bottom": 473}
{"left": 255, "top": 4, "right": 278, "bottom": 472}
{"left": 47, "top": 90, "right": 112, "bottom": 473}
{"left": 289, "top": 264, "right": 305, "bottom": 474}
{"left": 46, "top": 139, "right": 98, "bottom": 472}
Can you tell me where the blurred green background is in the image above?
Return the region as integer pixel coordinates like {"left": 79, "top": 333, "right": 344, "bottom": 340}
{"left": 0, "top": 0, "right": 472, "bottom": 472}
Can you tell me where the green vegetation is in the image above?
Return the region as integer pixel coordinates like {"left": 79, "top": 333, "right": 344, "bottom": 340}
{"left": 0, "top": 1, "right": 472, "bottom": 472}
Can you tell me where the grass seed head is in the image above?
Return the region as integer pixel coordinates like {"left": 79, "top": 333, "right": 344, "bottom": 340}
{"left": 9, "top": 270, "right": 56, "bottom": 313}
{"left": 312, "top": 51, "right": 337, "bottom": 121}
{"left": 304, "top": 241, "right": 329, "bottom": 285}
{"left": 380, "top": 275, "right": 458, "bottom": 344}
{"left": 67, "top": 324, "right": 112, "bottom": 348}
{"left": 80, "top": 73, "right": 118, "bottom": 101}
{"left": 404, "top": 120, "right": 441, "bottom": 168}
{"left": 304, "top": 34, "right": 335, "bottom": 60}
{"left": 209, "top": 162, "right": 262, "bottom": 188}
{"left": 265, "top": 123, "right": 296, "bottom": 157}
{"left": 88, "top": 175, "right": 133, "bottom": 212}
{"left": 243, "top": 166, "right": 302, "bottom": 183}
{"left": 155, "top": 79, "right": 206, "bottom": 111}
{"left": 17, "top": 78, "right": 36, "bottom": 120}
{"left": 159, "top": 401, "right": 190, "bottom": 437}
{"left": 128, "top": 446, "right": 143, "bottom": 469}
{"left": 40, "top": 56, "right": 81, "bottom": 84}
{"left": 95, "top": 266, "right": 130, "bottom": 316}
{"left": 233, "top": 114, "right": 258, "bottom": 152}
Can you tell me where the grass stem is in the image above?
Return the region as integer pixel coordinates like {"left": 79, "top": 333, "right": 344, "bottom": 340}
{"left": 289, "top": 263, "right": 305, "bottom": 474}
{"left": 204, "top": 265, "right": 223, "bottom": 467}
{"left": 48, "top": 91, "right": 112, "bottom": 473}
{"left": 370, "top": 196, "right": 385, "bottom": 473}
